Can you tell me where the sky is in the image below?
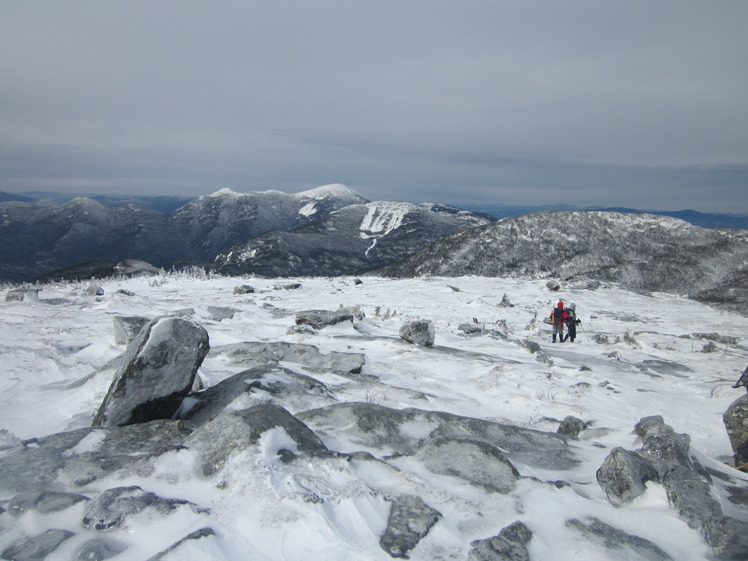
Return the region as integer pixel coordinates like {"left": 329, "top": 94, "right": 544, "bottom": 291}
{"left": 1, "top": 1, "right": 747, "bottom": 213}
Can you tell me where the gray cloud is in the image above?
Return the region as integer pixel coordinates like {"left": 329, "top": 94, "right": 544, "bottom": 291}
{"left": 1, "top": 1, "right": 746, "bottom": 212}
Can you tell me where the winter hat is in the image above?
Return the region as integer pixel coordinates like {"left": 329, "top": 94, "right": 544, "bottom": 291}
{"left": 557, "top": 301, "right": 564, "bottom": 308}
{"left": 568, "top": 303, "right": 576, "bottom": 311}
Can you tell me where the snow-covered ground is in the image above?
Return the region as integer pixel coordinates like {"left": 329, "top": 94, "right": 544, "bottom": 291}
{"left": 0, "top": 273, "right": 746, "bottom": 560}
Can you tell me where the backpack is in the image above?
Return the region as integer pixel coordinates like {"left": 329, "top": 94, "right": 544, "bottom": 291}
{"left": 553, "top": 307, "right": 565, "bottom": 324}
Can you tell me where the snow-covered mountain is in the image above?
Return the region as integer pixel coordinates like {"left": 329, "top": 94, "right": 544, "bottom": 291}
{"left": 213, "top": 201, "right": 494, "bottom": 277}
{"left": 373, "top": 211, "right": 748, "bottom": 314}
{"left": 1, "top": 274, "right": 747, "bottom": 560}
{"left": 0, "top": 197, "right": 189, "bottom": 283}
{"left": 172, "top": 184, "right": 370, "bottom": 261}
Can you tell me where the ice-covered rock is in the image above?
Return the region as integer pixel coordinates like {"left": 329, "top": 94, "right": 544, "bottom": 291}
{"left": 723, "top": 394, "right": 748, "bottom": 467}
{"left": 92, "top": 316, "right": 209, "bottom": 427}
{"left": 399, "top": 319, "right": 435, "bottom": 346}
{"left": 379, "top": 495, "right": 441, "bottom": 559}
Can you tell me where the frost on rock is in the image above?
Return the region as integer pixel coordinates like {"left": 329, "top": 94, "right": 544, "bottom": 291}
{"left": 81, "top": 486, "right": 199, "bottom": 531}
{"left": 399, "top": 319, "right": 435, "bottom": 346}
{"left": 92, "top": 316, "right": 209, "bottom": 427}
{"left": 185, "top": 403, "right": 327, "bottom": 476}
{"left": 211, "top": 341, "right": 366, "bottom": 374}
{"left": 1, "top": 529, "right": 75, "bottom": 561}
{"left": 566, "top": 517, "right": 674, "bottom": 561}
{"left": 379, "top": 495, "right": 441, "bottom": 559}
{"left": 468, "top": 521, "right": 533, "bottom": 561}
{"left": 415, "top": 437, "right": 520, "bottom": 494}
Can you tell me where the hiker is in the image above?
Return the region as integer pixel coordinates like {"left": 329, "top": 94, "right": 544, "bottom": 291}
{"left": 550, "top": 301, "right": 567, "bottom": 343}
{"left": 562, "top": 303, "right": 581, "bottom": 343}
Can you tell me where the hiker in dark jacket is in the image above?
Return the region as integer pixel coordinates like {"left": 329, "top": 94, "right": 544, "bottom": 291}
{"left": 550, "top": 301, "right": 567, "bottom": 343}
{"left": 562, "top": 302, "right": 580, "bottom": 342}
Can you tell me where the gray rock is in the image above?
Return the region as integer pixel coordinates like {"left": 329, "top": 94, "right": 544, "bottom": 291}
{"left": 1, "top": 529, "right": 74, "bottom": 561}
{"left": 567, "top": 517, "right": 674, "bottom": 560}
{"left": 596, "top": 447, "right": 659, "bottom": 505}
{"left": 92, "top": 316, "right": 209, "bottom": 427}
{"left": 178, "top": 366, "right": 336, "bottom": 427}
{"left": 112, "top": 315, "right": 149, "bottom": 345}
{"left": 206, "top": 306, "right": 238, "bottom": 321}
{"left": 557, "top": 415, "right": 587, "bottom": 437}
{"left": 146, "top": 528, "right": 217, "bottom": 560}
{"left": 379, "top": 495, "right": 441, "bottom": 559}
{"left": 186, "top": 403, "right": 327, "bottom": 476}
{"left": 295, "top": 308, "right": 360, "bottom": 329}
{"left": 662, "top": 465, "right": 723, "bottom": 529}
{"left": 7, "top": 490, "right": 89, "bottom": 516}
{"left": 634, "top": 415, "right": 674, "bottom": 440}
{"left": 415, "top": 438, "right": 520, "bottom": 494}
{"left": 82, "top": 486, "right": 198, "bottom": 531}
{"left": 233, "top": 284, "right": 255, "bottom": 294}
{"left": 5, "top": 288, "right": 40, "bottom": 302}
{"left": 636, "top": 432, "right": 693, "bottom": 479}
{"left": 299, "top": 403, "right": 580, "bottom": 471}
{"left": 73, "top": 537, "right": 127, "bottom": 561}
{"left": 723, "top": 394, "right": 748, "bottom": 467}
{"left": 468, "top": 521, "right": 532, "bottom": 561}
{"left": 0, "top": 420, "right": 189, "bottom": 496}
{"left": 210, "top": 341, "right": 366, "bottom": 374}
{"left": 700, "top": 515, "right": 748, "bottom": 560}
{"left": 399, "top": 320, "right": 435, "bottom": 346}
{"left": 459, "top": 323, "right": 484, "bottom": 335}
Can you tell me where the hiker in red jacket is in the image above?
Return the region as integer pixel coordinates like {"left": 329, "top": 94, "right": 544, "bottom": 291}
{"left": 550, "top": 301, "right": 568, "bottom": 343}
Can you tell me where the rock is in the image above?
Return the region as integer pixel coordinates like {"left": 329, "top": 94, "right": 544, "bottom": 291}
{"left": 458, "top": 323, "right": 484, "bottom": 335}
{"left": 112, "top": 315, "right": 150, "bottom": 345}
{"left": 662, "top": 465, "right": 723, "bottom": 529}
{"left": 415, "top": 438, "right": 520, "bottom": 494}
{"left": 379, "top": 495, "right": 441, "bottom": 559}
{"left": 545, "top": 280, "right": 560, "bottom": 291}
{"left": 700, "top": 515, "right": 748, "bottom": 560}
{"left": 206, "top": 306, "right": 238, "bottom": 321}
{"left": 498, "top": 293, "right": 514, "bottom": 307}
{"left": 557, "top": 416, "right": 587, "bottom": 437}
{"left": 275, "top": 282, "right": 302, "bottom": 290}
{"left": 178, "top": 366, "right": 336, "bottom": 427}
{"left": 299, "top": 403, "right": 580, "bottom": 471}
{"left": 92, "top": 316, "right": 209, "bottom": 427}
{"left": 1, "top": 529, "right": 74, "bottom": 561}
{"left": 186, "top": 403, "right": 328, "bottom": 476}
{"left": 210, "top": 341, "right": 366, "bottom": 374}
{"left": 0, "top": 420, "right": 189, "bottom": 494}
{"left": 636, "top": 432, "right": 693, "bottom": 479}
{"left": 399, "top": 320, "right": 435, "bottom": 346}
{"left": 233, "top": 284, "right": 255, "bottom": 294}
{"left": 295, "top": 308, "right": 360, "bottom": 329}
{"left": 73, "top": 537, "right": 127, "bottom": 561}
{"left": 566, "top": 517, "right": 673, "bottom": 561}
{"left": 723, "top": 394, "right": 748, "bottom": 467}
{"left": 468, "top": 521, "right": 532, "bottom": 561}
{"left": 82, "top": 486, "right": 198, "bottom": 531}
{"left": 5, "top": 288, "right": 40, "bottom": 302}
{"left": 634, "top": 415, "right": 674, "bottom": 440}
{"left": 7, "top": 490, "right": 89, "bottom": 516}
{"left": 146, "top": 528, "right": 218, "bottom": 560}
{"left": 596, "top": 447, "right": 658, "bottom": 505}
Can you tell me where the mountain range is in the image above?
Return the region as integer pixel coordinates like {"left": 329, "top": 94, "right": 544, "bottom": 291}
{"left": 1, "top": 185, "right": 746, "bottom": 314}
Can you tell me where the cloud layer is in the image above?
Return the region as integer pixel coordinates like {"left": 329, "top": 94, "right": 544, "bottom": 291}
{"left": 1, "top": 1, "right": 746, "bottom": 212}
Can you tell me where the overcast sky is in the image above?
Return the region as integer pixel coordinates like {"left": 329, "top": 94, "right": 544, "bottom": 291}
{"left": 1, "top": 1, "right": 747, "bottom": 213}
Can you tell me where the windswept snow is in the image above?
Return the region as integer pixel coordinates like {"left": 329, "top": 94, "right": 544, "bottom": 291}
{"left": 0, "top": 273, "right": 746, "bottom": 560}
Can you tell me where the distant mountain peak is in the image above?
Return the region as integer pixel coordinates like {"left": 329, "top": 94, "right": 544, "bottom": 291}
{"left": 296, "top": 184, "right": 367, "bottom": 202}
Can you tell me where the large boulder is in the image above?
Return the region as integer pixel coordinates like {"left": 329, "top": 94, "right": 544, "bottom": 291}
{"left": 723, "top": 394, "right": 748, "bottom": 467}
{"left": 662, "top": 465, "right": 723, "bottom": 529}
{"left": 92, "top": 317, "right": 209, "bottom": 427}
{"left": 295, "top": 307, "right": 362, "bottom": 330}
